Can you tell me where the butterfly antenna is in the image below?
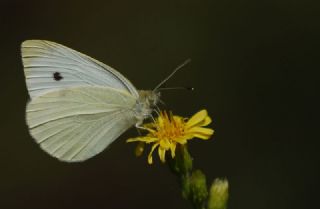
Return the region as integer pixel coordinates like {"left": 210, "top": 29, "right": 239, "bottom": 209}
{"left": 157, "top": 86, "right": 194, "bottom": 91}
{"left": 153, "top": 59, "right": 191, "bottom": 91}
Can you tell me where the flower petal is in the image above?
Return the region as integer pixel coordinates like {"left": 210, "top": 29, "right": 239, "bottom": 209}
{"left": 193, "top": 133, "right": 213, "bottom": 140}
{"left": 159, "top": 138, "right": 171, "bottom": 149}
{"left": 173, "top": 116, "right": 184, "bottom": 123}
{"left": 158, "top": 147, "right": 166, "bottom": 163}
{"left": 127, "top": 137, "right": 158, "bottom": 143}
{"left": 187, "top": 127, "right": 214, "bottom": 136}
{"left": 170, "top": 143, "right": 176, "bottom": 158}
{"left": 185, "top": 109, "right": 208, "bottom": 128}
{"left": 197, "top": 116, "right": 212, "bottom": 127}
{"left": 174, "top": 136, "right": 190, "bottom": 144}
{"left": 143, "top": 123, "right": 155, "bottom": 129}
{"left": 148, "top": 143, "right": 159, "bottom": 164}
{"left": 157, "top": 112, "right": 165, "bottom": 127}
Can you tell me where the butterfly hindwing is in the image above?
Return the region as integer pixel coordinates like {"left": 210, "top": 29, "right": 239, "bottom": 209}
{"left": 26, "top": 86, "right": 138, "bottom": 162}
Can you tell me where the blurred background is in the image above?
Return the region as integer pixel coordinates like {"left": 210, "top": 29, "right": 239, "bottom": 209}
{"left": 0, "top": 0, "right": 319, "bottom": 208}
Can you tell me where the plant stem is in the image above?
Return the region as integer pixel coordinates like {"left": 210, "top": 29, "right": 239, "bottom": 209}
{"left": 167, "top": 145, "right": 228, "bottom": 209}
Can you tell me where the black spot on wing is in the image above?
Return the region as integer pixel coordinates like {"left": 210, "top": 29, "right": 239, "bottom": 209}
{"left": 53, "top": 72, "right": 63, "bottom": 81}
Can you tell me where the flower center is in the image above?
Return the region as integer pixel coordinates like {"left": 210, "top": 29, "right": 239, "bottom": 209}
{"left": 153, "top": 112, "right": 185, "bottom": 142}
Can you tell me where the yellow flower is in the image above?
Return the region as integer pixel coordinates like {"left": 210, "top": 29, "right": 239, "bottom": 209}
{"left": 127, "top": 109, "right": 214, "bottom": 164}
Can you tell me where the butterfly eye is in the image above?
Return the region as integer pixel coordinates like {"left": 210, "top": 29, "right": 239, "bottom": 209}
{"left": 53, "top": 72, "right": 63, "bottom": 81}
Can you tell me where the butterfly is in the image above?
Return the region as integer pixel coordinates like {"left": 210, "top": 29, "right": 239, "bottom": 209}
{"left": 21, "top": 40, "right": 190, "bottom": 162}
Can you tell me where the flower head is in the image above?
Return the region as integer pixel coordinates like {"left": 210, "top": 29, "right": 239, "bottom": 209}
{"left": 127, "top": 109, "right": 214, "bottom": 164}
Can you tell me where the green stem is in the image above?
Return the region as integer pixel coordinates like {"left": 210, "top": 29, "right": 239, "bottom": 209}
{"left": 167, "top": 145, "right": 228, "bottom": 209}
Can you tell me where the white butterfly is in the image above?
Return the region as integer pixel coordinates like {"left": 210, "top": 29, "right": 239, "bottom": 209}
{"left": 21, "top": 40, "right": 163, "bottom": 162}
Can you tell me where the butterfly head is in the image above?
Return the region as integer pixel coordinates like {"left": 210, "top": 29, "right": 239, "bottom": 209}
{"left": 135, "top": 90, "right": 160, "bottom": 121}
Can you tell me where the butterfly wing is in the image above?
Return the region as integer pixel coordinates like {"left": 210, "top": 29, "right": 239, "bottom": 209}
{"left": 26, "top": 86, "right": 138, "bottom": 162}
{"left": 21, "top": 40, "right": 139, "bottom": 98}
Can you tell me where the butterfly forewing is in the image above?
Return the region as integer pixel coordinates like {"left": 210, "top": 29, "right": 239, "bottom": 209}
{"left": 21, "top": 40, "right": 139, "bottom": 98}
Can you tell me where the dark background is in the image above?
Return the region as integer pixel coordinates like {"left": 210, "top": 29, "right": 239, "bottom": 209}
{"left": 0, "top": 0, "right": 319, "bottom": 209}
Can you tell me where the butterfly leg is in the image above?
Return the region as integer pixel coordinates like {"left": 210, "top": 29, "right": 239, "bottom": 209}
{"left": 135, "top": 122, "right": 149, "bottom": 132}
{"left": 147, "top": 114, "right": 157, "bottom": 123}
{"left": 135, "top": 114, "right": 156, "bottom": 130}
{"left": 153, "top": 106, "right": 160, "bottom": 117}
{"left": 136, "top": 127, "right": 142, "bottom": 136}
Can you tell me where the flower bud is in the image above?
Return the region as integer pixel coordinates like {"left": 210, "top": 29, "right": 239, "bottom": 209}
{"left": 208, "top": 178, "right": 229, "bottom": 209}
{"left": 189, "top": 170, "right": 208, "bottom": 206}
{"left": 134, "top": 142, "right": 145, "bottom": 157}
